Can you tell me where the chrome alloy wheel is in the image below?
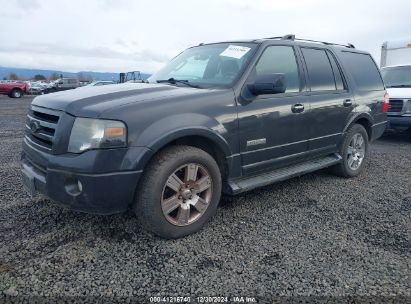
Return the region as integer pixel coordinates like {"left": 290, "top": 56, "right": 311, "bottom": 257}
{"left": 13, "top": 90, "right": 22, "bottom": 98}
{"left": 161, "top": 163, "right": 213, "bottom": 226}
{"left": 347, "top": 133, "right": 365, "bottom": 170}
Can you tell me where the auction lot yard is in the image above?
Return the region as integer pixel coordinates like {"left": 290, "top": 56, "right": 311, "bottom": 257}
{"left": 0, "top": 95, "right": 410, "bottom": 301}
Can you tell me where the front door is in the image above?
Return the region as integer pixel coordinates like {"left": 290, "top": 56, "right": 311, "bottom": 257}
{"left": 237, "top": 45, "right": 311, "bottom": 175}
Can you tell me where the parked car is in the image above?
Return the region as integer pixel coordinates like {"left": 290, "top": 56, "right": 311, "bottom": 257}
{"left": 85, "top": 81, "right": 116, "bottom": 87}
{"left": 21, "top": 35, "right": 388, "bottom": 238}
{"left": 380, "top": 39, "right": 411, "bottom": 132}
{"left": 28, "top": 82, "right": 48, "bottom": 95}
{"left": 49, "top": 78, "right": 80, "bottom": 92}
{"left": 79, "top": 81, "right": 91, "bottom": 86}
{"left": 0, "top": 81, "right": 28, "bottom": 98}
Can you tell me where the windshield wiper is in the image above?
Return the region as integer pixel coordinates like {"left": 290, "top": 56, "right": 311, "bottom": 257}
{"left": 387, "top": 84, "right": 411, "bottom": 88}
{"left": 156, "top": 78, "right": 200, "bottom": 88}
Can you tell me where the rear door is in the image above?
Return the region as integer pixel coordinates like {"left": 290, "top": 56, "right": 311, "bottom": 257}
{"left": 237, "top": 45, "right": 310, "bottom": 175}
{"left": 300, "top": 47, "right": 353, "bottom": 157}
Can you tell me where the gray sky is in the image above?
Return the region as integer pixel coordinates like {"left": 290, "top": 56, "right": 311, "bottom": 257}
{"left": 0, "top": 0, "right": 410, "bottom": 73}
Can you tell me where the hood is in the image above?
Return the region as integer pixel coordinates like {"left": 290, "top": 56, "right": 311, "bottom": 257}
{"left": 386, "top": 87, "right": 411, "bottom": 99}
{"left": 32, "top": 83, "right": 208, "bottom": 117}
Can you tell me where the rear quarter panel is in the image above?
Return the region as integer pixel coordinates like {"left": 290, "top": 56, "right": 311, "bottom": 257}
{"left": 334, "top": 48, "right": 387, "bottom": 134}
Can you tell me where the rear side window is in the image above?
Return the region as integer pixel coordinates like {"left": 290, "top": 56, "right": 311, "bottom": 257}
{"left": 340, "top": 52, "right": 384, "bottom": 91}
{"left": 327, "top": 51, "right": 345, "bottom": 90}
{"left": 254, "top": 46, "right": 301, "bottom": 93}
{"left": 301, "top": 48, "right": 336, "bottom": 91}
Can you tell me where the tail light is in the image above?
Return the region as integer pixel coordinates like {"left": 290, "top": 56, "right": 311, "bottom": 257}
{"left": 382, "top": 93, "right": 389, "bottom": 113}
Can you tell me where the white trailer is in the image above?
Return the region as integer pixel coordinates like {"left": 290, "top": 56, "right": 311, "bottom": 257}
{"left": 380, "top": 39, "right": 411, "bottom": 68}
{"left": 380, "top": 39, "right": 411, "bottom": 132}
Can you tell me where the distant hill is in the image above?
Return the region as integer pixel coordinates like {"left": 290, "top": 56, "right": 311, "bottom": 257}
{"left": 0, "top": 66, "right": 151, "bottom": 81}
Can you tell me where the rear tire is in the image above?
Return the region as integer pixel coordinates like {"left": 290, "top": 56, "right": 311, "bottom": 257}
{"left": 134, "top": 145, "right": 222, "bottom": 239}
{"left": 332, "top": 124, "right": 369, "bottom": 177}
{"left": 10, "top": 89, "right": 23, "bottom": 98}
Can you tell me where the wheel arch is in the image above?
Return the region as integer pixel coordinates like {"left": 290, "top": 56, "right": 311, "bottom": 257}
{"left": 344, "top": 113, "right": 373, "bottom": 140}
{"left": 135, "top": 128, "right": 232, "bottom": 180}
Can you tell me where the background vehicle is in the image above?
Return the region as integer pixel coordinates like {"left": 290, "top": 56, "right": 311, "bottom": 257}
{"left": 119, "top": 71, "right": 144, "bottom": 83}
{"left": 27, "top": 82, "right": 53, "bottom": 95}
{"left": 85, "top": 81, "right": 116, "bottom": 87}
{"left": 50, "top": 78, "right": 80, "bottom": 92}
{"left": 0, "top": 81, "right": 28, "bottom": 98}
{"left": 380, "top": 39, "right": 411, "bottom": 132}
{"left": 21, "top": 35, "right": 387, "bottom": 239}
{"left": 28, "top": 83, "right": 46, "bottom": 95}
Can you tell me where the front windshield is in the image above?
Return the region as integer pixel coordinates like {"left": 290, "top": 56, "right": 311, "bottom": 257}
{"left": 148, "top": 43, "right": 257, "bottom": 88}
{"left": 381, "top": 66, "right": 411, "bottom": 88}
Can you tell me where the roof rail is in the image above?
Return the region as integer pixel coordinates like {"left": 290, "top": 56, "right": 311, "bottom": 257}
{"left": 263, "top": 34, "right": 355, "bottom": 49}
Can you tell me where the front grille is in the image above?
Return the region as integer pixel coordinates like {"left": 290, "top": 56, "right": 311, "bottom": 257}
{"left": 388, "top": 99, "right": 404, "bottom": 113}
{"left": 25, "top": 106, "right": 61, "bottom": 152}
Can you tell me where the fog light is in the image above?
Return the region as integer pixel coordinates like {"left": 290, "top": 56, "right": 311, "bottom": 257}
{"left": 65, "top": 177, "right": 83, "bottom": 196}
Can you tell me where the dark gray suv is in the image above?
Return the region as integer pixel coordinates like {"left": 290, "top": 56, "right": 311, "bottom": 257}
{"left": 21, "top": 35, "right": 388, "bottom": 238}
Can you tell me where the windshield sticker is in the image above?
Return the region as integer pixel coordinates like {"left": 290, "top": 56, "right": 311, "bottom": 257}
{"left": 219, "top": 45, "right": 251, "bottom": 59}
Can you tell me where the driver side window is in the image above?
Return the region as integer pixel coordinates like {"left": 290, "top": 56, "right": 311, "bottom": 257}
{"left": 254, "top": 46, "right": 301, "bottom": 93}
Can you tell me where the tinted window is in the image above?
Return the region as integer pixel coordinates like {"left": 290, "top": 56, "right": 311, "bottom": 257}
{"left": 254, "top": 46, "right": 300, "bottom": 93}
{"left": 327, "top": 51, "right": 345, "bottom": 90}
{"left": 340, "top": 52, "right": 384, "bottom": 91}
{"left": 302, "top": 48, "right": 336, "bottom": 91}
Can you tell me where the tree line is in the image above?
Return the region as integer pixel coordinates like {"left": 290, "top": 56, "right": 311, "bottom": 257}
{"left": 3, "top": 72, "right": 93, "bottom": 82}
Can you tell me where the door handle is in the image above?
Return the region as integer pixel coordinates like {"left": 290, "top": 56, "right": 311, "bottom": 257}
{"left": 343, "top": 99, "right": 353, "bottom": 107}
{"left": 291, "top": 103, "right": 304, "bottom": 113}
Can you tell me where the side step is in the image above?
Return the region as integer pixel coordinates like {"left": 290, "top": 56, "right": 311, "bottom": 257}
{"left": 227, "top": 154, "right": 342, "bottom": 194}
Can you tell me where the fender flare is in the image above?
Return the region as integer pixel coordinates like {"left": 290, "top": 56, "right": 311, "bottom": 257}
{"left": 131, "top": 117, "right": 233, "bottom": 172}
{"left": 147, "top": 127, "right": 232, "bottom": 156}
{"left": 343, "top": 112, "right": 373, "bottom": 134}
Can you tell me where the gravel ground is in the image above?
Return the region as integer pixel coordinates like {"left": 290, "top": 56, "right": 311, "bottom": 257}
{"left": 0, "top": 95, "right": 410, "bottom": 303}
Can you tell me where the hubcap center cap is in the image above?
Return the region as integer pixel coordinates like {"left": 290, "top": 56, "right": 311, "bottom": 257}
{"left": 181, "top": 188, "right": 193, "bottom": 200}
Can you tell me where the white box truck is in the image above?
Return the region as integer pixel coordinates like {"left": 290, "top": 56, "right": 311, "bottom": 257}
{"left": 380, "top": 39, "right": 411, "bottom": 132}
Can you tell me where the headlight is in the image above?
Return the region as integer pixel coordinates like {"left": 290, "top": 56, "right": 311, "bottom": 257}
{"left": 68, "top": 118, "right": 127, "bottom": 153}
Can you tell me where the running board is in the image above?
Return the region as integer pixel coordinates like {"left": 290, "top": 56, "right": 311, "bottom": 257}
{"left": 227, "top": 154, "right": 342, "bottom": 194}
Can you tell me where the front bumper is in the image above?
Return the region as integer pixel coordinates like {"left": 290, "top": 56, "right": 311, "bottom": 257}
{"left": 21, "top": 139, "right": 150, "bottom": 215}
{"left": 387, "top": 114, "right": 411, "bottom": 130}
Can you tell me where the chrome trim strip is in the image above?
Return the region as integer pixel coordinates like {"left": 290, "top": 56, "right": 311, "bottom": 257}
{"left": 372, "top": 121, "right": 388, "bottom": 127}
{"left": 241, "top": 132, "right": 342, "bottom": 155}
{"left": 31, "top": 105, "right": 62, "bottom": 117}
{"left": 27, "top": 114, "right": 57, "bottom": 129}
{"left": 24, "top": 136, "right": 52, "bottom": 151}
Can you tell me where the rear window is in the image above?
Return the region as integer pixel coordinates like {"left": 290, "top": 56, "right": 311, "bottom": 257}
{"left": 340, "top": 52, "right": 384, "bottom": 91}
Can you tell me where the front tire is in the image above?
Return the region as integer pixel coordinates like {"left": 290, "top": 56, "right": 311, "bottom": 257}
{"left": 134, "top": 145, "right": 222, "bottom": 239}
{"left": 333, "top": 124, "right": 369, "bottom": 177}
{"left": 10, "top": 89, "right": 23, "bottom": 98}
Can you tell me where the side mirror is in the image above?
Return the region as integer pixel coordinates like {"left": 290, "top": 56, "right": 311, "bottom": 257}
{"left": 248, "top": 73, "right": 286, "bottom": 95}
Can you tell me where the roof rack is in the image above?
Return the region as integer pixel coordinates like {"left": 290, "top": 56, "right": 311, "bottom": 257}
{"left": 264, "top": 34, "right": 355, "bottom": 49}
